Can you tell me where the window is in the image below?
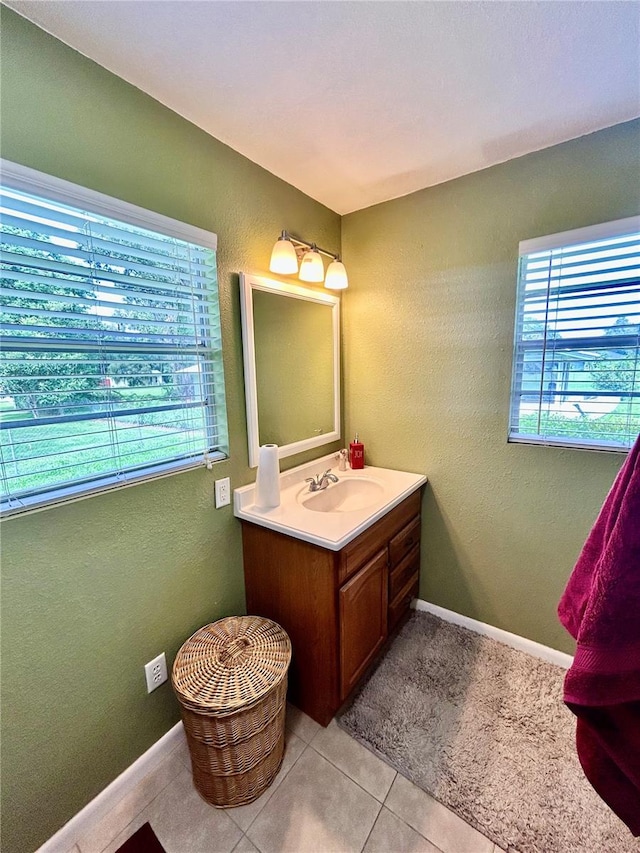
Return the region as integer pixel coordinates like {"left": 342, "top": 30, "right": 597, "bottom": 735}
{"left": 509, "top": 216, "right": 640, "bottom": 451}
{"left": 0, "top": 160, "right": 228, "bottom": 516}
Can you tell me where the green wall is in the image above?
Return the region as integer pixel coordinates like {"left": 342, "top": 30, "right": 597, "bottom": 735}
{"left": 3, "top": 9, "right": 640, "bottom": 853}
{"left": 0, "top": 10, "right": 340, "bottom": 853}
{"left": 342, "top": 118, "right": 640, "bottom": 655}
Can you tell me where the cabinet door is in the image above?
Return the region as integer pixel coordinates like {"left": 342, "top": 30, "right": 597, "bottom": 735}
{"left": 339, "top": 549, "right": 388, "bottom": 701}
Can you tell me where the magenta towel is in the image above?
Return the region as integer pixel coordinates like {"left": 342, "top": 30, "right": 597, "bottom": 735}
{"left": 558, "top": 433, "right": 640, "bottom": 835}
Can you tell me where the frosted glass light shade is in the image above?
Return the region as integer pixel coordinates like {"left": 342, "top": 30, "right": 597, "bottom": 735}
{"left": 270, "top": 236, "right": 298, "bottom": 274}
{"left": 324, "top": 259, "right": 348, "bottom": 289}
{"left": 299, "top": 249, "right": 324, "bottom": 282}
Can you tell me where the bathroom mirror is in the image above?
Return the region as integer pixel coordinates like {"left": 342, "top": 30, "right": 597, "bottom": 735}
{"left": 240, "top": 273, "right": 341, "bottom": 468}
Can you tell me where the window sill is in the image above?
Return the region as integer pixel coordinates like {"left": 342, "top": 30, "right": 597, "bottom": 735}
{"left": 508, "top": 435, "right": 630, "bottom": 453}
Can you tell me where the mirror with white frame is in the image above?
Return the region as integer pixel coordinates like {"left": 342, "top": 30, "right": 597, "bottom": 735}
{"left": 240, "top": 273, "right": 341, "bottom": 468}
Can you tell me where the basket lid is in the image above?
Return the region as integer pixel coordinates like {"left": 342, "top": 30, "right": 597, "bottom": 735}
{"left": 172, "top": 616, "right": 291, "bottom": 713}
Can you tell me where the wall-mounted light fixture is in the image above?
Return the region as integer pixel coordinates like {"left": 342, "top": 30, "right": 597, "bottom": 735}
{"left": 269, "top": 231, "right": 348, "bottom": 290}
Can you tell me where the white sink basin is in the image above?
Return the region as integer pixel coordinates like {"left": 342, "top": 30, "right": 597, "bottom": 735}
{"left": 298, "top": 477, "right": 385, "bottom": 513}
{"left": 234, "top": 454, "right": 427, "bottom": 551}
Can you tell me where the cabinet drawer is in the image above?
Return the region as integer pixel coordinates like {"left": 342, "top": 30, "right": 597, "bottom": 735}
{"left": 389, "top": 544, "right": 420, "bottom": 602}
{"left": 389, "top": 515, "right": 421, "bottom": 568}
{"left": 339, "top": 491, "right": 421, "bottom": 585}
{"left": 388, "top": 570, "right": 419, "bottom": 633}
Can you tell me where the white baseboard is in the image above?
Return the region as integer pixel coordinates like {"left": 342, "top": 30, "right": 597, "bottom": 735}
{"left": 412, "top": 598, "right": 574, "bottom": 670}
{"left": 37, "top": 721, "right": 185, "bottom": 853}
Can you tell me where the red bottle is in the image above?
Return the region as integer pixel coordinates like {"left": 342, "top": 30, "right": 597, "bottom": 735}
{"left": 349, "top": 433, "right": 365, "bottom": 469}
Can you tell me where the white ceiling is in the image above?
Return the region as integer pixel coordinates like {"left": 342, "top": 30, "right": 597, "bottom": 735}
{"left": 6, "top": 1, "right": 640, "bottom": 214}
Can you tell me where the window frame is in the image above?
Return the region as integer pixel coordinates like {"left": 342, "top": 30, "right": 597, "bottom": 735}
{"left": 0, "top": 159, "right": 228, "bottom": 517}
{"left": 508, "top": 215, "right": 640, "bottom": 453}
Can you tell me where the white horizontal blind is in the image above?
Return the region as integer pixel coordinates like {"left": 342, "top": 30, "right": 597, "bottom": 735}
{"left": 509, "top": 217, "right": 640, "bottom": 451}
{"left": 0, "top": 166, "right": 226, "bottom": 515}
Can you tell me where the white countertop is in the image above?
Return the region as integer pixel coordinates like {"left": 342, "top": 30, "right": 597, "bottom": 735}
{"left": 233, "top": 453, "right": 427, "bottom": 551}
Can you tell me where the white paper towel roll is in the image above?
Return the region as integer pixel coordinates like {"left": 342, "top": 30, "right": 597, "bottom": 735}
{"left": 255, "top": 444, "right": 280, "bottom": 508}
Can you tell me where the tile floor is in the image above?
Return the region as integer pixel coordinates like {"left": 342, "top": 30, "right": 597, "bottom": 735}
{"left": 68, "top": 705, "right": 505, "bottom": 853}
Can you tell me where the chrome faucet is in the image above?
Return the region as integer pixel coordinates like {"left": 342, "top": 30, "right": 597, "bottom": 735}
{"left": 305, "top": 469, "right": 339, "bottom": 492}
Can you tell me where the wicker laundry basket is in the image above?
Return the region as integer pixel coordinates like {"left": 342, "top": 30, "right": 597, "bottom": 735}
{"left": 172, "top": 615, "right": 291, "bottom": 808}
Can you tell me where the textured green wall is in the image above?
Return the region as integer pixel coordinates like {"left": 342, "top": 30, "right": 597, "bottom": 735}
{"left": 0, "top": 10, "right": 340, "bottom": 853}
{"left": 3, "top": 9, "right": 640, "bottom": 853}
{"left": 342, "top": 118, "right": 640, "bottom": 656}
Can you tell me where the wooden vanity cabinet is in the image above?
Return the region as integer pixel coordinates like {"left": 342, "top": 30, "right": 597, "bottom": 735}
{"left": 241, "top": 490, "right": 422, "bottom": 726}
{"left": 339, "top": 548, "right": 388, "bottom": 701}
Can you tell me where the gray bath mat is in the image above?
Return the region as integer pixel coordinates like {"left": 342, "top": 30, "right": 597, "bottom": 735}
{"left": 338, "top": 610, "right": 638, "bottom": 853}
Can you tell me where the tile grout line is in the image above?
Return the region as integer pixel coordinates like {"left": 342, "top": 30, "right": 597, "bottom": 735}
{"left": 94, "top": 749, "right": 187, "bottom": 853}
{"left": 97, "top": 727, "right": 307, "bottom": 850}
{"left": 357, "top": 800, "right": 384, "bottom": 853}
{"left": 380, "top": 799, "right": 448, "bottom": 853}
{"left": 231, "top": 834, "right": 251, "bottom": 853}
{"left": 306, "top": 723, "right": 321, "bottom": 747}
{"left": 382, "top": 775, "right": 473, "bottom": 853}
{"left": 381, "top": 776, "right": 394, "bottom": 807}
{"left": 380, "top": 774, "right": 451, "bottom": 853}
{"left": 232, "top": 738, "right": 309, "bottom": 836}
{"left": 248, "top": 726, "right": 388, "bottom": 853}
{"left": 328, "top": 719, "right": 402, "bottom": 797}
{"left": 307, "top": 737, "right": 398, "bottom": 806}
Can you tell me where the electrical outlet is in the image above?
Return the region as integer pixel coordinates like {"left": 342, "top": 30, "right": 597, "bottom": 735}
{"left": 144, "top": 652, "right": 168, "bottom": 693}
{"left": 215, "top": 477, "right": 231, "bottom": 508}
